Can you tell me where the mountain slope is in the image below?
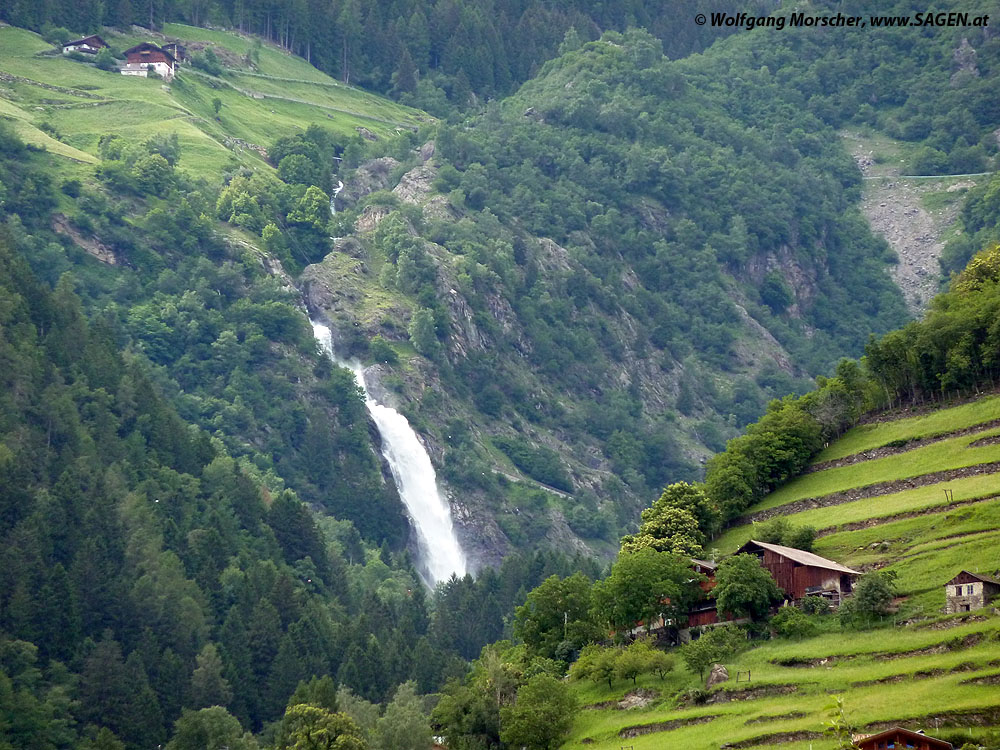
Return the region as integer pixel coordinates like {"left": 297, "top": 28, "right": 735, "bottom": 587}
{"left": 559, "top": 393, "right": 1000, "bottom": 750}
{"left": 304, "top": 27, "right": 915, "bottom": 565}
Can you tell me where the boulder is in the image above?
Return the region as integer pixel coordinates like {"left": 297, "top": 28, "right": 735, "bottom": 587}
{"left": 706, "top": 663, "right": 729, "bottom": 689}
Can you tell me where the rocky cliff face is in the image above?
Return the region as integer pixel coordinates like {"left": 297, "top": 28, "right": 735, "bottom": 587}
{"left": 299, "top": 152, "right": 824, "bottom": 564}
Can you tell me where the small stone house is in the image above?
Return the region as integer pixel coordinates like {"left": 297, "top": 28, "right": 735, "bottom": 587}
{"left": 944, "top": 570, "right": 1000, "bottom": 613}
{"left": 62, "top": 35, "right": 108, "bottom": 54}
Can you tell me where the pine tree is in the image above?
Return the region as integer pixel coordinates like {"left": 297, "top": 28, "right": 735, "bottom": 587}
{"left": 190, "top": 644, "right": 234, "bottom": 709}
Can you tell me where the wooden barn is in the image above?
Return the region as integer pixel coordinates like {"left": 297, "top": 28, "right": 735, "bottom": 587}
{"left": 945, "top": 570, "right": 1000, "bottom": 613}
{"left": 736, "top": 540, "right": 860, "bottom": 605}
{"left": 121, "top": 43, "right": 177, "bottom": 81}
{"left": 854, "top": 726, "right": 952, "bottom": 750}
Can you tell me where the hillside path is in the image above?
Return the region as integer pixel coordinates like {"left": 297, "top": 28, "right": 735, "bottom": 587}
{"left": 842, "top": 131, "right": 974, "bottom": 314}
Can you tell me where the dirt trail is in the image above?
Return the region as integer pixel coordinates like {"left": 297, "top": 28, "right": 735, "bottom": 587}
{"left": 842, "top": 131, "right": 973, "bottom": 315}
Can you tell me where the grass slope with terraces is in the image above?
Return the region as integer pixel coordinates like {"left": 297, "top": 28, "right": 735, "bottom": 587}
{"left": 0, "top": 22, "right": 427, "bottom": 181}
{"left": 569, "top": 395, "right": 1000, "bottom": 750}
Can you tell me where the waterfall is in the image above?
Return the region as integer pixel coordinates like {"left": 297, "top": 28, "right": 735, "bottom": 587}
{"left": 330, "top": 179, "right": 344, "bottom": 216}
{"left": 311, "top": 321, "right": 466, "bottom": 585}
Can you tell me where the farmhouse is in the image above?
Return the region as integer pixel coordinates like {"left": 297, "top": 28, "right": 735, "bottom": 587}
{"left": 62, "top": 35, "right": 107, "bottom": 54}
{"left": 121, "top": 43, "right": 176, "bottom": 81}
{"left": 736, "top": 540, "right": 860, "bottom": 605}
{"left": 686, "top": 558, "right": 720, "bottom": 627}
{"left": 854, "top": 726, "right": 952, "bottom": 750}
{"left": 944, "top": 570, "right": 1000, "bottom": 613}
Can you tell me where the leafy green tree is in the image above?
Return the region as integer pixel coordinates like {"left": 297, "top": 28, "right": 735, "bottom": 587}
{"left": 279, "top": 154, "right": 324, "bottom": 187}
{"left": 713, "top": 554, "right": 783, "bottom": 621}
{"left": 288, "top": 185, "right": 331, "bottom": 232}
{"left": 499, "top": 674, "right": 576, "bottom": 750}
{"left": 132, "top": 154, "right": 173, "bottom": 195}
{"left": 513, "top": 573, "right": 601, "bottom": 662}
{"left": 621, "top": 505, "right": 704, "bottom": 557}
{"left": 839, "top": 571, "right": 897, "bottom": 627}
{"left": 568, "top": 644, "right": 617, "bottom": 689}
{"left": 274, "top": 704, "right": 368, "bottom": 750}
{"left": 615, "top": 640, "right": 649, "bottom": 685}
{"left": 407, "top": 308, "right": 439, "bottom": 358}
{"left": 592, "top": 548, "right": 697, "bottom": 633}
{"left": 647, "top": 646, "right": 674, "bottom": 680}
{"left": 165, "top": 707, "right": 256, "bottom": 750}
{"left": 679, "top": 625, "right": 747, "bottom": 680}
{"left": 374, "top": 682, "right": 431, "bottom": 750}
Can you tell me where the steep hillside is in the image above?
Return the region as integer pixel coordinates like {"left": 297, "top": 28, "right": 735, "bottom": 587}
{"left": 0, "top": 23, "right": 426, "bottom": 180}
{"left": 560, "top": 393, "right": 1000, "bottom": 750}
{"left": 0, "top": 23, "right": 433, "bottom": 548}
{"left": 303, "top": 27, "right": 919, "bottom": 565}
{"left": 717, "top": 394, "right": 1000, "bottom": 617}
{"left": 844, "top": 129, "right": 981, "bottom": 314}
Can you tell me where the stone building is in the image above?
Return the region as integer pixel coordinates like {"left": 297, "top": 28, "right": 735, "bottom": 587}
{"left": 944, "top": 570, "right": 1000, "bottom": 613}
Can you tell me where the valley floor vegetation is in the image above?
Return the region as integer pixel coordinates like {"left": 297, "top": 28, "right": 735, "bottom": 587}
{"left": 2, "top": 4, "right": 1000, "bottom": 750}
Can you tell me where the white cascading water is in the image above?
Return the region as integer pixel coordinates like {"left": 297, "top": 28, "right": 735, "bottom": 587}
{"left": 311, "top": 321, "right": 467, "bottom": 585}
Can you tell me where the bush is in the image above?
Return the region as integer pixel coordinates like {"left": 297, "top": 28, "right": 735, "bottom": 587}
{"left": 368, "top": 336, "right": 399, "bottom": 365}
{"left": 42, "top": 25, "right": 71, "bottom": 45}
{"left": 60, "top": 179, "right": 82, "bottom": 197}
{"left": 493, "top": 436, "right": 573, "bottom": 492}
{"left": 95, "top": 47, "right": 117, "bottom": 71}
{"left": 770, "top": 606, "right": 817, "bottom": 639}
{"left": 191, "top": 48, "right": 223, "bottom": 76}
{"left": 800, "top": 596, "right": 830, "bottom": 616}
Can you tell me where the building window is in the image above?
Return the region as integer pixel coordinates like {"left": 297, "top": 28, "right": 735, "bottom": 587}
{"left": 955, "top": 586, "right": 962, "bottom": 596}
{"left": 968, "top": 585, "right": 975, "bottom": 595}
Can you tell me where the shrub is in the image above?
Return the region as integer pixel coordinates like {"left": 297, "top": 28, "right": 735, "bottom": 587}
{"left": 800, "top": 596, "right": 830, "bottom": 616}
{"left": 192, "top": 48, "right": 224, "bottom": 76}
{"left": 368, "top": 336, "right": 399, "bottom": 365}
{"left": 770, "top": 606, "right": 818, "bottom": 639}
{"left": 95, "top": 47, "right": 117, "bottom": 71}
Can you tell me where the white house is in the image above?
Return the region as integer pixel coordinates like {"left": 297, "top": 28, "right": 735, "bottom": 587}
{"left": 121, "top": 43, "right": 177, "bottom": 81}
{"left": 62, "top": 35, "right": 108, "bottom": 54}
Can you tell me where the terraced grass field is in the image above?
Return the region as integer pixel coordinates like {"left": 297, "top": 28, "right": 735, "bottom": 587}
{"left": 0, "top": 24, "right": 427, "bottom": 180}
{"left": 571, "top": 394, "right": 1000, "bottom": 749}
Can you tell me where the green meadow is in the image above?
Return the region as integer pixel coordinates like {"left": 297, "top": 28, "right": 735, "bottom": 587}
{"left": 0, "top": 24, "right": 427, "bottom": 181}
{"left": 814, "top": 394, "right": 1000, "bottom": 462}
{"left": 753, "top": 425, "right": 1000, "bottom": 513}
{"left": 573, "top": 393, "right": 1000, "bottom": 749}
